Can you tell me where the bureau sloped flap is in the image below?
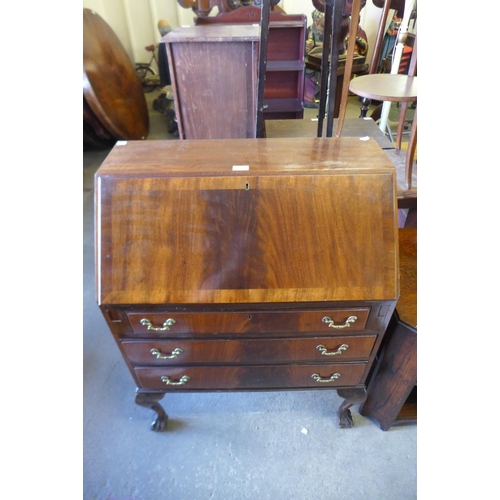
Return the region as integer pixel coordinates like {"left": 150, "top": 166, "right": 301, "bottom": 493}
{"left": 95, "top": 138, "right": 399, "bottom": 305}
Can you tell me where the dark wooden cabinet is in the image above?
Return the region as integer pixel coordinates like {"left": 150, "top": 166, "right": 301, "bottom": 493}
{"left": 360, "top": 228, "right": 417, "bottom": 430}
{"left": 95, "top": 137, "right": 399, "bottom": 431}
{"left": 164, "top": 25, "right": 259, "bottom": 139}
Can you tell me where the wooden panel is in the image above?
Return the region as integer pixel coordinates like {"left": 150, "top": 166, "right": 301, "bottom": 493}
{"left": 134, "top": 363, "right": 367, "bottom": 390}
{"left": 121, "top": 335, "right": 377, "bottom": 365}
{"left": 360, "top": 318, "right": 417, "bottom": 430}
{"left": 264, "top": 71, "right": 300, "bottom": 99}
{"left": 127, "top": 309, "right": 370, "bottom": 335}
{"left": 397, "top": 228, "right": 417, "bottom": 327}
{"left": 164, "top": 25, "right": 259, "bottom": 139}
{"left": 267, "top": 26, "right": 304, "bottom": 62}
{"left": 96, "top": 138, "right": 398, "bottom": 305}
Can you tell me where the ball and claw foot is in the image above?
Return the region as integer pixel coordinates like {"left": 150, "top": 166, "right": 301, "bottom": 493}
{"left": 150, "top": 412, "right": 168, "bottom": 432}
{"left": 337, "top": 388, "right": 367, "bottom": 429}
{"left": 338, "top": 407, "right": 355, "bottom": 429}
{"left": 135, "top": 392, "right": 168, "bottom": 432}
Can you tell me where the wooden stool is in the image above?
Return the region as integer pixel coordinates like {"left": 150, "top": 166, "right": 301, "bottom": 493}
{"left": 359, "top": 227, "right": 417, "bottom": 430}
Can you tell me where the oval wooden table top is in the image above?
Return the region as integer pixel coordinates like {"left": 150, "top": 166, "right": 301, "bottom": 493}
{"left": 83, "top": 8, "right": 149, "bottom": 140}
{"left": 349, "top": 74, "right": 417, "bottom": 102}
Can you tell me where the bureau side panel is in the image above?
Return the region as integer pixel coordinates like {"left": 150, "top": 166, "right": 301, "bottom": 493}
{"left": 168, "top": 41, "right": 257, "bottom": 139}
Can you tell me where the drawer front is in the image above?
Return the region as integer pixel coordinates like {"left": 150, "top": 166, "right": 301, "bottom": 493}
{"left": 122, "top": 335, "right": 377, "bottom": 365}
{"left": 126, "top": 309, "right": 370, "bottom": 336}
{"left": 134, "top": 363, "right": 367, "bottom": 390}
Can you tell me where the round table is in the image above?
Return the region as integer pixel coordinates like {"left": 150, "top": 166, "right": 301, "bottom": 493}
{"left": 348, "top": 74, "right": 417, "bottom": 102}
{"left": 83, "top": 9, "right": 149, "bottom": 140}
{"left": 349, "top": 74, "right": 417, "bottom": 190}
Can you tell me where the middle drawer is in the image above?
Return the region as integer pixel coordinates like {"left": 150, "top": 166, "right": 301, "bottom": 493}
{"left": 121, "top": 335, "right": 377, "bottom": 365}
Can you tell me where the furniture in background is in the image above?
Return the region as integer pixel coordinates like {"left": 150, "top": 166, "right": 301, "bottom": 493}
{"left": 95, "top": 137, "right": 400, "bottom": 432}
{"left": 163, "top": 24, "right": 260, "bottom": 140}
{"left": 304, "top": 53, "right": 368, "bottom": 118}
{"left": 83, "top": 8, "right": 149, "bottom": 144}
{"left": 332, "top": 0, "right": 417, "bottom": 189}
{"left": 195, "top": 8, "right": 306, "bottom": 121}
{"left": 360, "top": 227, "right": 417, "bottom": 430}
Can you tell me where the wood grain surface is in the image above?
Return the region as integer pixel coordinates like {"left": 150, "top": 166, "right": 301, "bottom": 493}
{"left": 83, "top": 8, "right": 149, "bottom": 140}
{"left": 397, "top": 228, "right": 417, "bottom": 327}
{"left": 121, "top": 335, "right": 377, "bottom": 365}
{"left": 96, "top": 137, "right": 399, "bottom": 305}
{"left": 133, "top": 363, "right": 368, "bottom": 390}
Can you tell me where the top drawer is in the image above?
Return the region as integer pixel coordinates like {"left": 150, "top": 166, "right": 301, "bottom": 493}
{"left": 126, "top": 309, "right": 370, "bottom": 336}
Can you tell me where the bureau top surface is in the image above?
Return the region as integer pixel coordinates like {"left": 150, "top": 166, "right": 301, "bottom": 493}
{"left": 95, "top": 137, "right": 399, "bottom": 305}
{"left": 95, "top": 137, "right": 394, "bottom": 177}
{"left": 163, "top": 24, "right": 260, "bottom": 43}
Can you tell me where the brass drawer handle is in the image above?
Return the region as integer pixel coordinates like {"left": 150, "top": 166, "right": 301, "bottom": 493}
{"left": 140, "top": 318, "right": 176, "bottom": 331}
{"left": 322, "top": 315, "right": 357, "bottom": 329}
{"left": 161, "top": 375, "right": 190, "bottom": 386}
{"left": 316, "top": 344, "right": 349, "bottom": 356}
{"left": 311, "top": 372, "right": 341, "bottom": 383}
{"left": 150, "top": 347, "right": 183, "bottom": 360}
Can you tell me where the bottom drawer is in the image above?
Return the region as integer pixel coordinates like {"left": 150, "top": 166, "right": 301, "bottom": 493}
{"left": 134, "top": 363, "right": 367, "bottom": 390}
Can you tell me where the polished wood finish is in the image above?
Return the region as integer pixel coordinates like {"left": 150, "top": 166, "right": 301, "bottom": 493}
{"left": 121, "top": 335, "right": 377, "bottom": 365}
{"left": 395, "top": 228, "right": 417, "bottom": 326}
{"left": 163, "top": 25, "right": 259, "bottom": 139}
{"left": 360, "top": 228, "right": 417, "bottom": 430}
{"left": 96, "top": 139, "right": 398, "bottom": 306}
{"left": 134, "top": 363, "right": 368, "bottom": 390}
{"left": 83, "top": 9, "right": 149, "bottom": 140}
{"left": 95, "top": 137, "right": 399, "bottom": 430}
{"left": 126, "top": 309, "right": 371, "bottom": 335}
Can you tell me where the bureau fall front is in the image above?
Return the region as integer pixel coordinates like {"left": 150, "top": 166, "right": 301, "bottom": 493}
{"left": 95, "top": 137, "right": 399, "bottom": 431}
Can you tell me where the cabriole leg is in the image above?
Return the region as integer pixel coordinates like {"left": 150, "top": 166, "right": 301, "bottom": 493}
{"left": 337, "top": 387, "right": 367, "bottom": 428}
{"left": 135, "top": 391, "right": 168, "bottom": 431}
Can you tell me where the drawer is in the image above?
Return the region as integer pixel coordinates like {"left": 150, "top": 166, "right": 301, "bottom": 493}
{"left": 134, "top": 363, "right": 367, "bottom": 390}
{"left": 121, "top": 335, "right": 377, "bottom": 365}
{"left": 126, "top": 309, "right": 370, "bottom": 336}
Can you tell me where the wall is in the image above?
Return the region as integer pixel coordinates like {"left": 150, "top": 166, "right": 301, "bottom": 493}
{"left": 83, "top": 1, "right": 413, "bottom": 72}
{"left": 83, "top": 0, "right": 182, "bottom": 70}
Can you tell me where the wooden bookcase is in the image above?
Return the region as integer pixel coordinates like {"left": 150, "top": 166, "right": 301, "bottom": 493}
{"left": 195, "top": 8, "right": 306, "bottom": 120}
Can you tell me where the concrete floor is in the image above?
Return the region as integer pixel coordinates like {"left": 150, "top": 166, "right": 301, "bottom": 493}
{"left": 83, "top": 92, "right": 417, "bottom": 500}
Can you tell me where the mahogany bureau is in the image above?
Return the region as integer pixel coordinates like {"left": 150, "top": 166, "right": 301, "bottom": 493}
{"left": 95, "top": 137, "right": 399, "bottom": 431}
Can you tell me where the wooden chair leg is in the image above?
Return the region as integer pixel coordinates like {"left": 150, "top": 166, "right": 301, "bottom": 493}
{"left": 396, "top": 101, "right": 409, "bottom": 149}
{"left": 405, "top": 107, "right": 417, "bottom": 190}
{"left": 335, "top": 0, "right": 362, "bottom": 137}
